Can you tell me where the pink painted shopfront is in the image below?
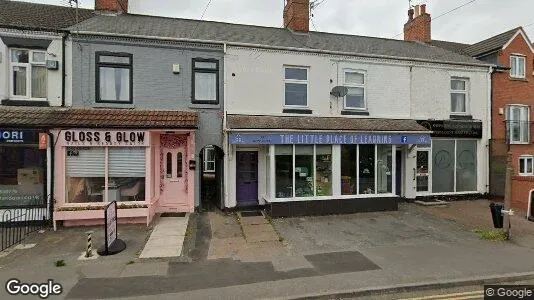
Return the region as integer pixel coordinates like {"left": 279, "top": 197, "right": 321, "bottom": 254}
{"left": 53, "top": 129, "right": 196, "bottom": 227}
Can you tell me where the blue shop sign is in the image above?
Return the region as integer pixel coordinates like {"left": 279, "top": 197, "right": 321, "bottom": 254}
{"left": 0, "top": 130, "right": 39, "bottom": 144}
{"left": 229, "top": 132, "right": 431, "bottom": 145}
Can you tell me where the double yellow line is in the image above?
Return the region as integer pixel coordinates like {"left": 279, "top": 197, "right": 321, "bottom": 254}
{"left": 398, "top": 290, "right": 485, "bottom": 300}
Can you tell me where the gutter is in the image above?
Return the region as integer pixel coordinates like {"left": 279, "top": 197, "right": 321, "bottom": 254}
{"left": 225, "top": 128, "right": 432, "bottom": 134}
{"left": 73, "top": 30, "right": 495, "bottom": 69}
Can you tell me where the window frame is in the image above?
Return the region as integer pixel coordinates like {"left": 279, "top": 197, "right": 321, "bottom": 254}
{"left": 95, "top": 51, "right": 133, "bottom": 104}
{"left": 343, "top": 69, "right": 367, "bottom": 110}
{"left": 192, "top": 58, "right": 219, "bottom": 105}
{"left": 450, "top": 77, "right": 469, "bottom": 115}
{"left": 9, "top": 48, "right": 47, "bottom": 100}
{"left": 203, "top": 147, "right": 216, "bottom": 173}
{"left": 283, "top": 66, "right": 309, "bottom": 108}
{"left": 519, "top": 156, "right": 534, "bottom": 176}
{"left": 510, "top": 55, "right": 526, "bottom": 79}
{"left": 507, "top": 104, "right": 530, "bottom": 144}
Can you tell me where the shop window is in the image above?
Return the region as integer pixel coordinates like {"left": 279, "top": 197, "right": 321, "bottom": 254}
{"left": 192, "top": 58, "right": 219, "bottom": 104}
{"left": 284, "top": 66, "right": 308, "bottom": 107}
{"left": 377, "top": 145, "right": 392, "bottom": 194}
{"left": 315, "top": 145, "right": 332, "bottom": 196}
{"left": 432, "top": 140, "right": 477, "bottom": 193}
{"left": 450, "top": 78, "right": 469, "bottom": 114}
{"left": 96, "top": 52, "right": 133, "bottom": 103}
{"left": 295, "top": 146, "right": 314, "bottom": 197}
{"left": 66, "top": 147, "right": 145, "bottom": 203}
{"left": 0, "top": 145, "right": 46, "bottom": 207}
{"left": 10, "top": 49, "right": 47, "bottom": 99}
{"left": 341, "top": 145, "right": 357, "bottom": 195}
{"left": 344, "top": 70, "right": 366, "bottom": 110}
{"left": 507, "top": 105, "right": 530, "bottom": 144}
{"left": 275, "top": 145, "right": 293, "bottom": 198}
{"left": 519, "top": 156, "right": 534, "bottom": 176}
{"left": 203, "top": 147, "right": 216, "bottom": 173}
{"left": 511, "top": 55, "right": 526, "bottom": 79}
{"left": 359, "top": 145, "right": 375, "bottom": 194}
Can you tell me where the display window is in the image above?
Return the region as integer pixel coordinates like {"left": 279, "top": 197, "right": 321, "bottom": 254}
{"left": 432, "top": 140, "right": 477, "bottom": 193}
{"left": 66, "top": 147, "right": 146, "bottom": 203}
{"left": 0, "top": 145, "right": 46, "bottom": 207}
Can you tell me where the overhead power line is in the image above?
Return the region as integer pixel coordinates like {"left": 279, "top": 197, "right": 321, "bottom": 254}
{"left": 190, "top": 0, "right": 214, "bottom": 38}
{"left": 391, "top": 0, "right": 478, "bottom": 39}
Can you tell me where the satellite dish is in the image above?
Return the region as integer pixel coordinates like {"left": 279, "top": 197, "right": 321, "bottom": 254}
{"left": 330, "top": 86, "right": 348, "bottom": 98}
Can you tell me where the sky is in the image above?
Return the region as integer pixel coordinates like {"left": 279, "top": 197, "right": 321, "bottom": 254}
{"left": 25, "top": 0, "right": 534, "bottom": 44}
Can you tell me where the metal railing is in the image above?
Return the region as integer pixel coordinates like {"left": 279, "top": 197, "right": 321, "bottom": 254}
{"left": 1, "top": 204, "right": 49, "bottom": 252}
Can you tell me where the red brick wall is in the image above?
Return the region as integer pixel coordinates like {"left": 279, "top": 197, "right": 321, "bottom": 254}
{"left": 404, "top": 13, "right": 431, "bottom": 42}
{"left": 491, "top": 30, "right": 534, "bottom": 212}
{"left": 95, "top": 0, "right": 128, "bottom": 13}
{"left": 283, "top": 0, "right": 309, "bottom": 32}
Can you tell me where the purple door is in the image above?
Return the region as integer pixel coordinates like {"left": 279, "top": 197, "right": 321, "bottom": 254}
{"left": 236, "top": 151, "right": 258, "bottom": 206}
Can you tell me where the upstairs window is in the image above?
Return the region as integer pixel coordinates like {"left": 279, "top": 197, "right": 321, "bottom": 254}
{"left": 510, "top": 55, "right": 526, "bottom": 79}
{"left": 192, "top": 58, "right": 219, "bottom": 104}
{"left": 344, "top": 70, "right": 366, "bottom": 110}
{"left": 450, "top": 78, "right": 469, "bottom": 114}
{"left": 10, "top": 49, "right": 47, "bottom": 99}
{"left": 284, "top": 67, "right": 308, "bottom": 107}
{"left": 507, "top": 105, "right": 530, "bottom": 144}
{"left": 96, "top": 52, "right": 133, "bottom": 104}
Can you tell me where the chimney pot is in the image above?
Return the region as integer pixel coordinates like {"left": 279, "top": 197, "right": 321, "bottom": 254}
{"left": 421, "top": 4, "right": 427, "bottom": 14}
{"left": 408, "top": 8, "right": 414, "bottom": 20}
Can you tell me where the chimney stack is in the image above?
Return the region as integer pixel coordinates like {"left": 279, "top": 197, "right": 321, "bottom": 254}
{"left": 404, "top": 3, "right": 431, "bottom": 42}
{"left": 95, "top": 0, "right": 129, "bottom": 14}
{"left": 283, "top": 0, "right": 310, "bottom": 32}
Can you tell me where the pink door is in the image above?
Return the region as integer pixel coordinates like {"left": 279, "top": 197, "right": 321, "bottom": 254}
{"left": 162, "top": 145, "right": 187, "bottom": 209}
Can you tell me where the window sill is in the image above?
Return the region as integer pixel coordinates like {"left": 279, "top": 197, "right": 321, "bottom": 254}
{"left": 449, "top": 114, "right": 473, "bottom": 120}
{"left": 93, "top": 103, "right": 135, "bottom": 109}
{"left": 1, "top": 99, "right": 50, "bottom": 107}
{"left": 510, "top": 77, "right": 528, "bottom": 82}
{"left": 189, "top": 103, "right": 221, "bottom": 110}
{"left": 510, "top": 142, "right": 531, "bottom": 145}
{"left": 341, "top": 110, "right": 369, "bottom": 116}
{"left": 282, "top": 108, "right": 313, "bottom": 114}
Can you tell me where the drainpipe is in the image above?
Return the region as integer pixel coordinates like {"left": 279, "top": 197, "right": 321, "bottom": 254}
{"left": 222, "top": 43, "right": 229, "bottom": 210}
{"left": 61, "top": 32, "right": 67, "bottom": 107}
{"left": 47, "top": 131, "right": 55, "bottom": 223}
{"left": 486, "top": 65, "right": 494, "bottom": 195}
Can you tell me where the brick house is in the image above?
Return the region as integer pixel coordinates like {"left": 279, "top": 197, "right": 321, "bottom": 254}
{"left": 405, "top": 4, "right": 534, "bottom": 213}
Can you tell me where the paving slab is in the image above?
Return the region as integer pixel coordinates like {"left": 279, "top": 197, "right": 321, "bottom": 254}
{"left": 139, "top": 214, "right": 189, "bottom": 259}
{"left": 271, "top": 255, "right": 314, "bottom": 272}
{"left": 244, "top": 230, "right": 280, "bottom": 243}
{"left": 240, "top": 216, "right": 269, "bottom": 225}
{"left": 242, "top": 223, "right": 275, "bottom": 236}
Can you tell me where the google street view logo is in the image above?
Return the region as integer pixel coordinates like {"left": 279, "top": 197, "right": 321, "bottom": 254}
{"left": 5, "top": 279, "right": 63, "bottom": 299}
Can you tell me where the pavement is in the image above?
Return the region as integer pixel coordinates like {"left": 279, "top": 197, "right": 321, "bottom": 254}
{"left": 139, "top": 214, "right": 189, "bottom": 258}
{"left": 1, "top": 201, "right": 534, "bottom": 299}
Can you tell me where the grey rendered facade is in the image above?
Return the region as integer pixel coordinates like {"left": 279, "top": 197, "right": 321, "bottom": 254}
{"left": 69, "top": 35, "right": 225, "bottom": 208}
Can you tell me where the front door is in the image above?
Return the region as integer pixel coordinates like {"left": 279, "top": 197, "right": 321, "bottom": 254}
{"left": 236, "top": 151, "right": 258, "bottom": 207}
{"left": 162, "top": 142, "right": 187, "bottom": 208}
{"left": 416, "top": 149, "right": 430, "bottom": 194}
{"left": 395, "top": 150, "right": 402, "bottom": 196}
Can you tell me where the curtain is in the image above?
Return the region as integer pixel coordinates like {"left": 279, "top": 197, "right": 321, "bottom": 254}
{"left": 13, "top": 66, "right": 27, "bottom": 96}
{"left": 31, "top": 66, "right": 47, "bottom": 98}
{"left": 100, "top": 67, "right": 130, "bottom": 101}
{"left": 195, "top": 72, "right": 217, "bottom": 101}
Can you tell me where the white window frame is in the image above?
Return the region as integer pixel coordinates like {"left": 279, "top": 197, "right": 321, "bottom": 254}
{"left": 283, "top": 66, "right": 309, "bottom": 108}
{"left": 9, "top": 48, "right": 47, "bottom": 100}
{"left": 507, "top": 105, "right": 530, "bottom": 144}
{"left": 203, "top": 147, "right": 216, "bottom": 173}
{"left": 510, "top": 55, "right": 526, "bottom": 79}
{"left": 343, "top": 69, "right": 367, "bottom": 110}
{"left": 519, "top": 156, "right": 534, "bottom": 176}
{"left": 450, "top": 78, "right": 469, "bottom": 115}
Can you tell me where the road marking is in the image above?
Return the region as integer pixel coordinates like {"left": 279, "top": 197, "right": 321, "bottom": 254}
{"left": 398, "top": 290, "right": 484, "bottom": 300}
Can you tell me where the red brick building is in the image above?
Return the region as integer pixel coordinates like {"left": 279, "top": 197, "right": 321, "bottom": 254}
{"left": 405, "top": 4, "right": 534, "bottom": 213}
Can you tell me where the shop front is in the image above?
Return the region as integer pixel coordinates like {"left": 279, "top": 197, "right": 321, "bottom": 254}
{"left": 52, "top": 129, "right": 196, "bottom": 227}
{"left": 225, "top": 115, "right": 432, "bottom": 217}
{"left": 0, "top": 128, "right": 50, "bottom": 224}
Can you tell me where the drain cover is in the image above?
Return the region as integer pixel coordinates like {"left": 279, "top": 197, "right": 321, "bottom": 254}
{"left": 240, "top": 211, "right": 263, "bottom": 217}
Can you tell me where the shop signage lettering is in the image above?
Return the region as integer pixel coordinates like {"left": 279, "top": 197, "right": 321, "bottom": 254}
{"left": 0, "top": 130, "right": 40, "bottom": 144}
{"left": 416, "top": 120, "right": 482, "bottom": 138}
{"left": 61, "top": 130, "right": 149, "bottom": 146}
{"left": 229, "top": 132, "right": 431, "bottom": 145}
